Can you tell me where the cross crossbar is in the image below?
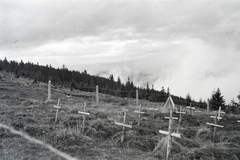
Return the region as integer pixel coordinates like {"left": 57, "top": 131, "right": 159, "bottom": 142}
{"left": 237, "top": 120, "right": 240, "bottom": 123}
{"left": 148, "top": 108, "right": 159, "bottom": 111}
{"left": 115, "top": 122, "right": 132, "bottom": 128}
{"left": 210, "top": 116, "right": 222, "bottom": 120}
{"left": 78, "top": 111, "right": 90, "bottom": 115}
{"left": 134, "top": 110, "right": 145, "bottom": 114}
{"left": 53, "top": 105, "right": 61, "bottom": 109}
{"left": 214, "top": 111, "right": 225, "bottom": 114}
{"left": 175, "top": 111, "right": 186, "bottom": 114}
{"left": 206, "top": 122, "right": 224, "bottom": 128}
{"left": 186, "top": 106, "right": 195, "bottom": 109}
{"left": 159, "top": 130, "right": 181, "bottom": 138}
{"left": 164, "top": 117, "right": 178, "bottom": 120}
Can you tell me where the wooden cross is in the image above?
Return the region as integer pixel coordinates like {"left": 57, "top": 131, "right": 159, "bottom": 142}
{"left": 164, "top": 117, "right": 178, "bottom": 120}
{"left": 78, "top": 102, "right": 90, "bottom": 131}
{"left": 160, "top": 95, "right": 180, "bottom": 160}
{"left": 211, "top": 107, "right": 224, "bottom": 121}
{"left": 159, "top": 130, "right": 181, "bottom": 138}
{"left": 207, "top": 112, "right": 224, "bottom": 141}
{"left": 207, "top": 98, "right": 210, "bottom": 114}
{"left": 96, "top": 85, "right": 99, "bottom": 106}
{"left": 174, "top": 106, "right": 186, "bottom": 123}
{"left": 164, "top": 96, "right": 175, "bottom": 109}
{"left": 115, "top": 111, "right": 132, "bottom": 143}
{"left": 212, "top": 107, "right": 225, "bottom": 121}
{"left": 53, "top": 99, "right": 61, "bottom": 124}
{"left": 136, "top": 90, "right": 139, "bottom": 107}
{"left": 148, "top": 107, "right": 159, "bottom": 119}
{"left": 174, "top": 106, "right": 186, "bottom": 133}
{"left": 134, "top": 105, "right": 145, "bottom": 126}
{"left": 186, "top": 104, "right": 195, "bottom": 115}
{"left": 210, "top": 115, "right": 222, "bottom": 121}
{"left": 194, "top": 107, "right": 202, "bottom": 115}
{"left": 47, "top": 80, "right": 52, "bottom": 101}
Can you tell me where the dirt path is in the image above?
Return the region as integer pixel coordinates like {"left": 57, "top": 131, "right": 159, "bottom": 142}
{"left": 0, "top": 123, "right": 78, "bottom": 160}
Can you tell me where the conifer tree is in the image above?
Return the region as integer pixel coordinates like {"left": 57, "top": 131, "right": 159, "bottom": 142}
{"left": 237, "top": 92, "right": 240, "bottom": 104}
{"left": 186, "top": 93, "right": 192, "bottom": 106}
{"left": 210, "top": 88, "right": 225, "bottom": 110}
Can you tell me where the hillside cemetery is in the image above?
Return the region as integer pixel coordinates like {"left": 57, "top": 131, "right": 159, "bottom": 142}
{"left": 0, "top": 71, "right": 240, "bottom": 160}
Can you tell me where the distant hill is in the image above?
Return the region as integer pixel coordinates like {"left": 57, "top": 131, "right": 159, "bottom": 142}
{"left": 0, "top": 57, "right": 206, "bottom": 108}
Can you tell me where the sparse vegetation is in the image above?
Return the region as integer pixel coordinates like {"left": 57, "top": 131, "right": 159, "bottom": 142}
{"left": 0, "top": 70, "right": 240, "bottom": 159}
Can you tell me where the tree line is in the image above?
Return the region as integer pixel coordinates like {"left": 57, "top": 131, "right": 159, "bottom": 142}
{"left": 0, "top": 57, "right": 217, "bottom": 108}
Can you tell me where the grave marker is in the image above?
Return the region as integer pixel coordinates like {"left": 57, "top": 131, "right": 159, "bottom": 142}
{"left": 186, "top": 103, "right": 195, "bottom": 115}
{"left": 164, "top": 117, "right": 178, "bottom": 120}
{"left": 211, "top": 107, "right": 224, "bottom": 121}
{"left": 207, "top": 98, "right": 210, "bottom": 114}
{"left": 207, "top": 112, "right": 224, "bottom": 141}
{"left": 148, "top": 107, "right": 159, "bottom": 119}
{"left": 160, "top": 95, "right": 181, "bottom": 160}
{"left": 214, "top": 107, "right": 225, "bottom": 119}
{"left": 174, "top": 106, "right": 186, "bottom": 123}
{"left": 47, "top": 80, "right": 52, "bottom": 101}
{"left": 134, "top": 105, "right": 145, "bottom": 126}
{"left": 174, "top": 106, "right": 186, "bottom": 133}
{"left": 78, "top": 102, "right": 90, "bottom": 131}
{"left": 163, "top": 96, "right": 175, "bottom": 110}
{"left": 195, "top": 107, "right": 203, "bottom": 116}
{"left": 53, "top": 99, "right": 61, "bottom": 124}
{"left": 159, "top": 130, "right": 181, "bottom": 138}
{"left": 136, "top": 90, "right": 139, "bottom": 107}
{"left": 115, "top": 111, "right": 132, "bottom": 143}
{"left": 96, "top": 86, "right": 99, "bottom": 106}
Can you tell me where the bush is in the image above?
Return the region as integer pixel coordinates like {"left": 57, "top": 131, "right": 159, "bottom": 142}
{"left": 118, "top": 99, "right": 128, "bottom": 106}
{"left": 181, "top": 128, "right": 197, "bottom": 139}
{"left": 225, "top": 105, "right": 240, "bottom": 114}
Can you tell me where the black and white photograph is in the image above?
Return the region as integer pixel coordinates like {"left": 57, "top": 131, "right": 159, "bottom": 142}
{"left": 0, "top": 0, "right": 240, "bottom": 159}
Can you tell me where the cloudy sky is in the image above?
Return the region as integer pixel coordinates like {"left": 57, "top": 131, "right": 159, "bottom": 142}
{"left": 1, "top": 0, "right": 240, "bottom": 103}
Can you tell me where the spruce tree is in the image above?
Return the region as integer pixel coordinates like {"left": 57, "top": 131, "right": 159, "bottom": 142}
{"left": 186, "top": 93, "right": 192, "bottom": 106}
{"left": 237, "top": 92, "right": 240, "bottom": 104}
{"left": 210, "top": 88, "right": 225, "bottom": 110}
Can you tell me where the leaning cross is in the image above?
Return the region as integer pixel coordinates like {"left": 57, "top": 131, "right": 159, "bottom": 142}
{"left": 207, "top": 112, "right": 224, "bottom": 141}
{"left": 115, "top": 111, "right": 132, "bottom": 143}
{"left": 174, "top": 106, "right": 186, "bottom": 133}
{"left": 134, "top": 105, "right": 145, "bottom": 126}
{"left": 53, "top": 99, "right": 61, "bottom": 124}
{"left": 78, "top": 102, "right": 90, "bottom": 131}
{"left": 212, "top": 107, "right": 225, "bottom": 121}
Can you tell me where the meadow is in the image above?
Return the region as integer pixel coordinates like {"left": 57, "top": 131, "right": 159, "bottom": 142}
{"left": 1, "top": 71, "right": 240, "bottom": 160}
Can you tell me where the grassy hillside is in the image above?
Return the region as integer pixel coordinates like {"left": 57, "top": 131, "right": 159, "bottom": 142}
{"left": 0, "top": 70, "right": 240, "bottom": 160}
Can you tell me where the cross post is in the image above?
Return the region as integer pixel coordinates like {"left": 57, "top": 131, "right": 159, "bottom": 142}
{"left": 78, "top": 102, "right": 90, "bottom": 131}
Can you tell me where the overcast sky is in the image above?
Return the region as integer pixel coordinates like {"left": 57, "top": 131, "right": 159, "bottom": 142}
{"left": 1, "top": 0, "right": 240, "bottom": 103}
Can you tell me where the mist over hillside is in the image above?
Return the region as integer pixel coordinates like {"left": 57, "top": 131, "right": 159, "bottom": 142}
{"left": 74, "top": 49, "right": 239, "bottom": 104}
{"left": 90, "top": 64, "right": 160, "bottom": 89}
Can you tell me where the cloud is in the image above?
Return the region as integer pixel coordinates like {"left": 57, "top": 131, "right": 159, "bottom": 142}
{"left": 0, "top": 0, "right": 240, "bottom": 103}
